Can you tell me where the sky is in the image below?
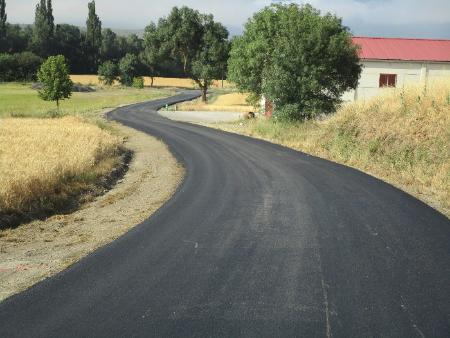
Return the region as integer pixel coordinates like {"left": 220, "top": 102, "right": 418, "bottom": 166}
{"left": 6, "top": 0, "right": 450, "bottom": 38}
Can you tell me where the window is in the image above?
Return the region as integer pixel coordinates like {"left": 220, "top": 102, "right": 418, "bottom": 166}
{"left": 379, "top": 74, "right": 397, "bottom": 88}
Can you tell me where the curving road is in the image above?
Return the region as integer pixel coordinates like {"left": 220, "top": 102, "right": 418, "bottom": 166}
{"left": 1, "top": 91, "right": 449, "bottom": 337}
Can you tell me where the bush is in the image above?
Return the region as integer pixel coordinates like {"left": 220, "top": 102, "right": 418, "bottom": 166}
{"left": 98, "top": 61, "right": 118, "bottom": 85}
{"left": 119, "top": 53, "right": 138, "bottom": 86}
{"left": 0, "top": 52, "right": 43, "bottom": 81}
{"left": 132, "top": 76, "right": 144, "bottom": 88}
{"left": 275, "top": 103, "right": 302, "bottom": 122}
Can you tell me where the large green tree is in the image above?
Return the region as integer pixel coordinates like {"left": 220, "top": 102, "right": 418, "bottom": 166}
{"left": 159, "top": 6, "right": 203, "bottom": 74}
{"left": 191, "top": 15, "right": 229, "bottom": 102}
{"left": 156, "top": 7, "right": 229, "bottom": 102}
{"left": 101, "top": 28, "right": 120, "bottom": 62}
{"left": 141, "top": 22, "right": 165, "bottom": 87}
{"left": 37, "top": 55, "right": 73, "bottom": 109}
{"left": 32, "top": 0, "right": 54, "bottom": 57}
{"left": 85, "top": 0, "right": 102, "bottom": 72}
{"left": 54, "top": 24, "right": 83, "bottom": 73}
{"left": 228, "top": 3, "right": 361, "bottom": 120}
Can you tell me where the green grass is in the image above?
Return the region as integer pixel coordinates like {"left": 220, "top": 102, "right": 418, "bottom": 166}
{"left": 0, "top": 83, "right": 176, "bottom": 120}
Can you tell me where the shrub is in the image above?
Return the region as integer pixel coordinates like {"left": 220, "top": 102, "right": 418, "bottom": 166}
{"left": 132, "top": 76, "right": 144, "bottom": 88}
{"left": 0, "top": 52, "right": 43, "bottom": 81}
{"left": 98, "top": 60, "right": 118, "bottom": 85}
{"left": 119, "top": 53, "right": 138, "bottom": 86}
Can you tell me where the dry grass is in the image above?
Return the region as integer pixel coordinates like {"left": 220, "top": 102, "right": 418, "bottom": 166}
{"left": 175, "top": 91, "right": 253, "bottom": 112}
{"left": 71, "top": 75, "right": 233, "bottom": 89}
{"left": 0, "top": 117, "right": 122, "bottom": 220}
{"left": 207, "top": 80, "right": 450, "bottom": 217}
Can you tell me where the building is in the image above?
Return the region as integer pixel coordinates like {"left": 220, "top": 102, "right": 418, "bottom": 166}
{"left": 344, "top": 37, "right": 450, "bottom": 101}
{"left": 263, "top": 36, "right": 450, "bottom": 116}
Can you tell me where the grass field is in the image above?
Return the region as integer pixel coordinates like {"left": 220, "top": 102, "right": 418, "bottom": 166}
{"left": 0, "top": 83, "right": 174, "bottom": 226}
{"left": 0, "top": 83, "right": 175, "bottom": 119}
{"left": 71, "top": 75, "right": 233, "bottom": 89}
{"left": 207, "top": 80, "right": 450, "bottom": 218}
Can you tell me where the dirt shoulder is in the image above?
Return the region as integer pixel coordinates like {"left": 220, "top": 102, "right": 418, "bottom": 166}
{"left": 0, "top": 123, "right": 184, "bottom": 301}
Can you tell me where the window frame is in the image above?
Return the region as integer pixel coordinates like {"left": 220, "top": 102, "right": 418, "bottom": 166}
{"left": 379, "top": 73, "right": 397, "bottom": 88}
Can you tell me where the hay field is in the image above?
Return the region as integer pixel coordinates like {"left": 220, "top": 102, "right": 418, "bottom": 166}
{"left": 207, "top": 80, "right": 450, "bottom": 217}
{"left": 71, "top": 75, "right": 232, "bottom": 89}
{"left": 0, "top": 83, "right": 175, "bottom": 119}
{"left": 0, "top": 117, "right": 122, "bottom": 220}
{"left": 175, "top": 92, "right": 253, "bottom": 112}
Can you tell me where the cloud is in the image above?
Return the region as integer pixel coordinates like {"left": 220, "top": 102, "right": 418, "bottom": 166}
{"left": 5, "top": 0, "right": 450, "bottom": 38}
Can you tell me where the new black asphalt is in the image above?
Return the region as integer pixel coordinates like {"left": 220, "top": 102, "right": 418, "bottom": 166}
{"left": 1, "top": 91, "right": 449, "bottom": 337}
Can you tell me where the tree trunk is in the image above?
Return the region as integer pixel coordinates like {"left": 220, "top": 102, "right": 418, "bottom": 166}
{"left": 183, "top": 55, "right": 188, "bottom": 74}
{"left": 201, "top": 86, "right": 207, "bottom": 103}
{"left": 56, "top": 99, "right": 59, "bottom": 111}
{"left": 151, "top": 76, "right": 154, "bottom": 87}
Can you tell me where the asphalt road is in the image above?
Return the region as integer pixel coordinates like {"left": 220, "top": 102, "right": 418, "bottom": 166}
{"left": 1, "top": 91, "right": 449, "bottom": 337}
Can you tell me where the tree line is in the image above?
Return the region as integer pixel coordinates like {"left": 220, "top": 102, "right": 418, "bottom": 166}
{"left": 0, "top": 0, "right": 230, "bottom": 101}
{"left": 1, "top": 1, "right": 361, "bottom": 119}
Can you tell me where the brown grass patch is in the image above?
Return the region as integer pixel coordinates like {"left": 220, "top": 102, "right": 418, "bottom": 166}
{"left": 0, "top": 117, "right": 123, "bottom": 223}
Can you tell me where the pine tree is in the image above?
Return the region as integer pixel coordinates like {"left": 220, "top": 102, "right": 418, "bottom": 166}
{"left": 86, "top": 1, "right": 102, "bottom": 72}
{"left": 0, "top": 0, "right": 7, "bottom": 40}
{"left": 32, "top": 0, "right": 54, "bottom": 57}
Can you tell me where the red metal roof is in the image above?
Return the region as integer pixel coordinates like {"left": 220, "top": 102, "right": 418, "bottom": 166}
{"left": 352, "top": 37, "right": 450, "bottom": 62}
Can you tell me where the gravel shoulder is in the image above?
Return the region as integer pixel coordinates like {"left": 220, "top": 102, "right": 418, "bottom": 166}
{"left": 0, "top": 123, "right": 184, "bottom": 301}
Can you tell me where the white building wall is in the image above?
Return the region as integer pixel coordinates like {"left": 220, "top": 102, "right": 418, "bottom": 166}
{"left": 343, "top": 60, "right": 450, "bottom": 101}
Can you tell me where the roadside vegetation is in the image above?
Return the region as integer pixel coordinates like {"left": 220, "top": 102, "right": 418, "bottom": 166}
{"left": 207, "top": 80, "right": 450, "bottom": 218}
{"left": 0, "top": 82, "right": 174, "bottom": 227}
{"left": 228, "top": 3, "right": 361, "bottom": 120}
{"left": 0, "top": 117, "right": 122, "bottom": 225}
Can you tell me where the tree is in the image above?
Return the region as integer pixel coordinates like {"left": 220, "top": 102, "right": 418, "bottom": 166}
{"left": 118, "top": 53, "right": 138, "bottom": 86}
{"left": 228, "top": 4, "right": 361, "bottom": 120}
{"left": 155, "top": 7, "right": 230, "bottom": 102}
{"left": 54, "top": 24, "right": 83, "bottom": 73}
{"left": 98, "top": 60, "right": 118, "bottom": 85}
{"left": 142, "top": 22, "right": 165, "bottom": 87}
{"left": 85, "top": 1, "right": 102, "bottom": 72}
{"left": 191, "top": 15, "right": 229, "bottom": 102}
{"left": 2, "top": 24, "right": 32, "bottom": 54}
{"left": 32, "top": 0, "right": 54, "bottom": 57}
{"left": 159, "top": 6, "right": 203, "bottom": 74}
{"left": 101, "top": 28, "right": 120, "bottom": 62}
{"left": 0, "top": 0, "right": 6, "bottom": 42}
{"left": 125, "top": 34, "right": 143, "bottom": 55}
{"left": 37, "top": 55, "right": 73, "bottom": 109}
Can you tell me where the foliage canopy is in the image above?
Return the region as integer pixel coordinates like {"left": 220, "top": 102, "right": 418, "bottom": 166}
{"left": 37, "top": 55, "right": 73, "bottom": 108}
{"left": 228, "top": 3, "right": 361, "bottom": 120}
